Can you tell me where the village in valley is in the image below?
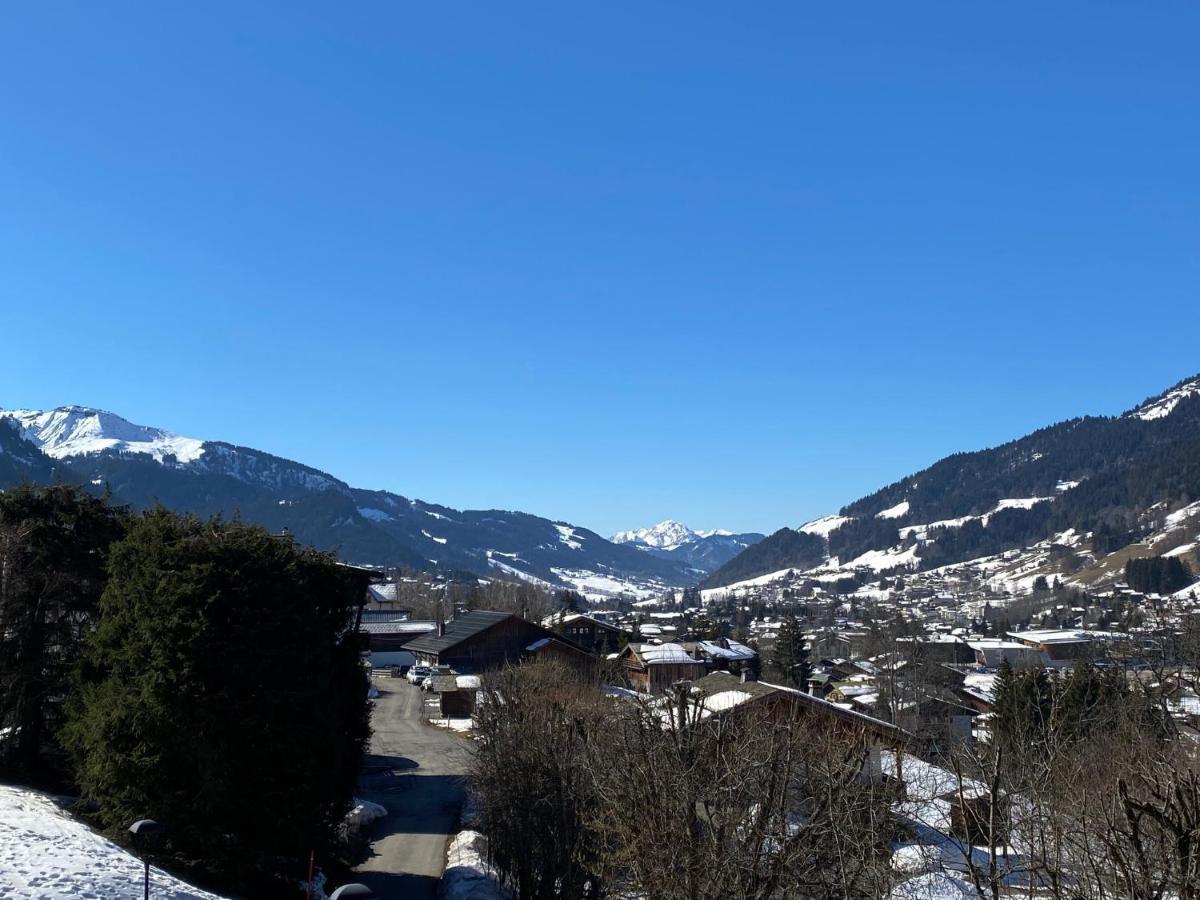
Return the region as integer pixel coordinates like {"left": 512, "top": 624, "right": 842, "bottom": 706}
{"left": 354, "top": 494, "right": 1200, "bottom": 900}
{"left": 3, "top": 3, "right": 1199, "bottom": 898}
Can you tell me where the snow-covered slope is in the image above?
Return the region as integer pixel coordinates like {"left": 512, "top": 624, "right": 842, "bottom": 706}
{"left": 613, "top": 520, "right": 698, "bottom": 550}
{"left": 0, "top": 784, "right": 225, "bottom": 899}
{"left": 0, "top": 405, "right": 703, "bottom": 590}
{"left": 707, "top": 372, "right": 1200, "bottom": 590}
{"left": 1127, "top": 377, "right": 1200, "bottom": 421}
{"left": 611, "top": 520, "right": 764, "bottom": 572}
{"left": 0, "top": 407, "right": 206, "bottom": 463}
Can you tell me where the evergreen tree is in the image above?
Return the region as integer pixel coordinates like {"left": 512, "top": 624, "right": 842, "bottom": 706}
{"left": 556, "top": 589, "right": 586, "bottom": 615}
{"left": 770, "top": 615, "right": 811, "bottom": 689}
{"left": 64, "top": 509, "right": 370, "bottom": 892}
{"left": 0, "top": 484, "right": 126, "bottom": 779}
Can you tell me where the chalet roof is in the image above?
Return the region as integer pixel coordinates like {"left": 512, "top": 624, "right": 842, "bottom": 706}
{"left": 690, "top": 672, "right": 910, "bottom": 742}
{"left": 543, "top": 613, "right": 628, "bottom": 633}
{"left": 698, "top": 639, "right": 756, "bottom": 661}
{"left": 359, "top": 621, "right": 437, "bottom": 635}
{"left": 628, "top": 642, "right": 705, "bottom": 665}
{"left": 1007, "top": 629, "right": 1121, "bottom": 645}
{"left": 368, "top": 583, "right": 399, "bottom": 604}
{"left": 406, "top": 610, "right": 513, "bottom": 655}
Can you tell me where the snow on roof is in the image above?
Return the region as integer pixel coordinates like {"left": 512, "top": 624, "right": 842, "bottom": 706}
{"left": 698, "top": 639, "right": 756, "bottom": 661}
{"left": 525, "top": 637, "right": 552, "bottom": 652}
{"left": 0, "top": 784, "right": 226, "bottom": 898}
{"left": 1007, "top": 629, "right": 1118, "bottom": 644}
{"left": 456, "top": 675, "right": 482, "bottom": 689}
{"left": 634, "top": 642, "right": 702, "bottom": 664}
{"left": 882, "top": 751, "right": 985, "bottom": 802}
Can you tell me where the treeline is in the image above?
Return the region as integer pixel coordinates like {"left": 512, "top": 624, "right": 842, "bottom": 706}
{"left": 0, "top": 484, "right": 369, "bottom": 897}
{"left": 475, "top": 651, "right": 1200, "bottom": 898}
{"left": 472, "top": 662, "right": 896, "bottom": 899}
{"left": 699, "top": 527, "right": 825, "bottom": 589}
{"left": 819, "top": 389, "right": 1200, "bottom": 572}
{"left": 1125, "top": 554, "right": 1195, "bottom": 595}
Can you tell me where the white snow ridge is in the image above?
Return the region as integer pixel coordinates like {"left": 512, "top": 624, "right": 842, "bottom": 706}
{"left": 0, "top": 406, "right": 205, "bottom": 463}
{"left": 1129, "top": 378, "right": 1200, "bottom": 421}
{"left": 612, "top": 520, "right": 697, "bottom": 550}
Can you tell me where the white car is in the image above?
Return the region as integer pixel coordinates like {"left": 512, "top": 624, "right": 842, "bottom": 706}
{"left": 406, "top": 665, "right": 432, "bottom": 686}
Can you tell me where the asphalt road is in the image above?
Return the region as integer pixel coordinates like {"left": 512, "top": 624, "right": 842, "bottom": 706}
{"left": 351, "top": 676, "right": 471, "bottom": 900}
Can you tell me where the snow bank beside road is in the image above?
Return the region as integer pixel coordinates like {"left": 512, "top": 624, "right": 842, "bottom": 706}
{"left": 441, "top": 830, "right": 511, "bottom": 900}
{"left": 0, "top": 783, "right": 226, "bottom": 899}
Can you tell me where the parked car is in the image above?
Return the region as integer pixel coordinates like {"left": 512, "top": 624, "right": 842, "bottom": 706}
{"left": 406, "top": 665, "right": 432, "bottom": 686}
{"left": 422, "top": 665, "right": 454, "bottom": 691}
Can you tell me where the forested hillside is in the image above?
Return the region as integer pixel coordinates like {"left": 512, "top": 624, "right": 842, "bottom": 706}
{"left": 704, "top": 375, "right": 1200, "bottom": 588}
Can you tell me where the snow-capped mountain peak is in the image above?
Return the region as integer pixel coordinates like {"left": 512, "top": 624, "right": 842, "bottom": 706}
{"left": 612, "top": 520, "right": 698, "bottom": 550}
{"left": 0, "top": 406, "right": 206, "bottom": 463}
{"left": 1127, "top": 376, "right": 1200, "bottom": 422}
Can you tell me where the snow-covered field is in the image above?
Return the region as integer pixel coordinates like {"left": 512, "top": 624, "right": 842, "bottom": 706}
{"left": 0, "top": 783, "right": 226, "bottom": 899}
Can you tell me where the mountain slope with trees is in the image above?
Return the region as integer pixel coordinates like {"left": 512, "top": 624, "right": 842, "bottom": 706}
{"left": 0, "top": 407, "right": 700, "bottom": 591}
{"left": 705, "top": 374, "right": 1200, "bottom": 588}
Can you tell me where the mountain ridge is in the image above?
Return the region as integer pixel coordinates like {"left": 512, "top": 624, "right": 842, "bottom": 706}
{"left": 701, "top": 374, "right": 1200, "bottom": 590}
{"left": 611, "top": 519, "right": 764, "bottom": 571}
{"left": 0, "top": 405, "right": 705, "bottom": 599}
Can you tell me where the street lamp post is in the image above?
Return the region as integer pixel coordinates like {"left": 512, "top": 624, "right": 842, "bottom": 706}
{"left": 329, "top": 884, "right": 376, "bottom": 900}
{"left": 128, "top": 819, "right": 163, "bottom": 900}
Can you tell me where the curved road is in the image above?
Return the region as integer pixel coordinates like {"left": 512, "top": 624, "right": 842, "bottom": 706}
{"left": 352, "top": 677, "right": 472, "bottom": 899}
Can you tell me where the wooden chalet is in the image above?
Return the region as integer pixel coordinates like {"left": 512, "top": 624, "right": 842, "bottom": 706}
{"left": 550, "top": 614, "right": 629, "bottom": 654}
{"left": 620, "top": 642, "right": 708, "bottom": 694}
{"left": 620, "top": 640, "right": 761, "bottom": 693}
{"left": 682, "top": 672, "right": 911, "bottom": 781}
{"left": 406, "top": 609, "right": 587, "bottom": 674}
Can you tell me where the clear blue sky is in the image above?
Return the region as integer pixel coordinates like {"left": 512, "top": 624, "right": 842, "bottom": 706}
{"left": 1, "top": 3, "right": 1196, "bottom": 536}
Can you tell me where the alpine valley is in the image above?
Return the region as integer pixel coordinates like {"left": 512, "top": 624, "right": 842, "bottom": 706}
{"left": 0, "top": 406, "right": 748, "bottom": 601}
{"left": 2, "top": 372, "right": 1199, "bottom": 606}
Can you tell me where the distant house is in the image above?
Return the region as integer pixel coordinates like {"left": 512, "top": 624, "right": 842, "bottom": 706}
{"left": 619, "top": 640, "right": 760, "bottom": 693}
{"left": 1005, "top": 629, "right": 1144, "bottom": 668}
{"left": 620, "top": 643, "right": 708, "bottom": 694}
{"left": 406, "top": 610, "right": 587, "bottom": 674}
{"left": 966, "top": 639, "right": 1038, "bottom": 668}
{"left": 682, "top": 672, "right": 910, "bottom": 782}
{"left": 548, "top": 614, "right": 629, "bottom": 654}
{"left": 905, "top": 636, "right": 976, "bottom": 665}
{"left": 525, "top": 635, "right": 599, "bottom": 673}
{"left": 359, "top": 619, "right": 436, "bottom": 669}
{"left": 364, "top": 581, "right": 412, "bottom": 615}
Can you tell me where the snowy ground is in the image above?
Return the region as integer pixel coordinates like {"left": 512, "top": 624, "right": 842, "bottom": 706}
{"left": 0, "top": 783, "right": 226, "bottom": 899}
{"left": 441, "top": 830, "right": 511, "bottom": 900}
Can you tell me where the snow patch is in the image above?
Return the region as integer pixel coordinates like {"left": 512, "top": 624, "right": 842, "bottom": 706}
{"left": 798, "top": 515, "right": 853, "bottom": 538}
{"left": 442, "top": 830, "right": 512, "bottom": 899}
{"left": 877, "top": 501, "right": 910, "bottom": 520}
{"left": 0, "top": 783, "right": 226, "bottom": 899}
{"left": 1130, "top": 378, "right": 1200, "bottom": 421}
{"left": 553, "top": 523, "right": 583, "bottom": 550}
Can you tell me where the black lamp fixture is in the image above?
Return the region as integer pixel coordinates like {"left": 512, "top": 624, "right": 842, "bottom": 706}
{"left": 128, "top": 818, "right": 163, "bottom": 900}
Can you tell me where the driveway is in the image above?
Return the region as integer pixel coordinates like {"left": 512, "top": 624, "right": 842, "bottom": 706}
{"left": 352, "top": 676, "right": 472, "bottom": 899}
